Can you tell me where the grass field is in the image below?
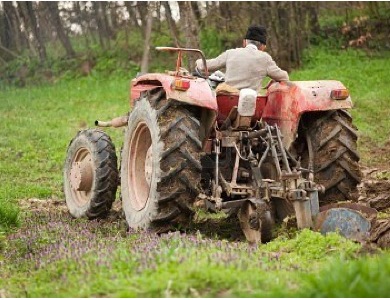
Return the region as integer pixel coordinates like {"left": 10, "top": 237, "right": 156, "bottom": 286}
{"left": 0, "top": 76, "right": 129, "bottom": 231}
{"left": 1, "top": 46, "right": 390, "bottom": 297}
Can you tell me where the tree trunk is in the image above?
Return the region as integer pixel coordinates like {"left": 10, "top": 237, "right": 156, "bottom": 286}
{"left": 108, "top": 2, "right": 118, "bottom": 32}
{"left": 155, "top": 1, "right": 161, "bottom": 31}
{"left": 137, "top": 1, "right": 148, "bottom": 31}
{"left": 92, "top": 1, "right": 110, "bottom": 50}
{"left": 178, "top": 1, "right": 199, "bottom": 70}
{"left": 191, "top": 1, "right": 201, "bottom": 28}
{"left": 308, "top": 2, "right": 320, "bottom": 35}
{"left": 140, "top": 2, "right": 154, "bottom": 74}
{"left": 218, "top": 2, "right": 229, "bottom": 31}
{"left": 0, "top": 3, "right": 11, "bottom": 54}
{"left": 13, "top": 2, "right": 31, "bottom": 53}
{"left": 249, "top": 1, "right": 310, "bottom": 71}
{"left": 101, "top": 2, "right": 113, "bottom": 39}
{"left": 46, "top": 1, "right": 76, "bottom": 58}
{"left": 125, "top": 2, "right": 141, "bottom": 31}
{"left": 162, "top": 1, "right": 180, "bottom": 47}
{"left": 74, "top": 1, "right": 90, "bottom": 50}
{"left": 19, "top": 1, "right": 47, "bottom": 63}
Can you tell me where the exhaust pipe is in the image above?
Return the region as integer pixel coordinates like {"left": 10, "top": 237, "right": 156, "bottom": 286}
{"left": 95, "top": 115, "right": 128, "bottom": 128}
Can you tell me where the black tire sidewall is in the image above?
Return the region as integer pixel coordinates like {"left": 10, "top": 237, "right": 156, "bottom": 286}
{"left": 301, "top": 110, "right": 361, "bottom": 203}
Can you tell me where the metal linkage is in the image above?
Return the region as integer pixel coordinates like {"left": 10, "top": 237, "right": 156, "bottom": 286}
{"left": 252, "top": 123, "right": 322, "bottom": 229}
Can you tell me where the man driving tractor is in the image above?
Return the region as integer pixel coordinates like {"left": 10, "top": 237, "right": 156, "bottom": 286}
{"left": 196, "top": 25, "right": 289, "bottom": 93}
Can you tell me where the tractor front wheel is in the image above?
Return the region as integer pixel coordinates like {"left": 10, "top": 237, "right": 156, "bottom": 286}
{"left": 64, "top": 129, "right": 118, "bottom": 218}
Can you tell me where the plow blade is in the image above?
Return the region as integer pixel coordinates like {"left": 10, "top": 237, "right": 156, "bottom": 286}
{"left": 315, "top": 203, "right": 377, "bottom": 242}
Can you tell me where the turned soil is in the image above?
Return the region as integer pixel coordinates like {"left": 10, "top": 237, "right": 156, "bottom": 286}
{"left": 16, "top": 140, "right": 390, "bottom": 249}
{"left": 358, "top": 167, "right": 390, "bottom": 248}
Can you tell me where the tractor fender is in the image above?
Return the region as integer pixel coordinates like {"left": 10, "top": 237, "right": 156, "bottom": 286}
{"left": 130, "top": 73, "right": 218, "bottom": 148}
{"left": 130, "top": 73, "right": 218, "bottom": 111}
{"left": 262, "top": 81, "right": 353, "bottom": 149}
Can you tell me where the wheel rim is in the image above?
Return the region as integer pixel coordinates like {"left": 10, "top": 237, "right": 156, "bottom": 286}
{"left": 238, "top": 202, "right": 261, "bottom": 244}
{"left": 69, "top": 147, "right": 94, "bottom": 206}
{"left": 128, "top": 122, "right": 153, "bottom": 211}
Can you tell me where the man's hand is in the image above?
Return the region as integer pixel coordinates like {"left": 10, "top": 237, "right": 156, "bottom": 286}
{"left": 194, "top": 66, "right": 205, "bottom": 78}
{"left": 195, "top": 59, "right": 204, "bottom": 71}
{"left": 265, "top": 79, "right": 275, "bottom": 89}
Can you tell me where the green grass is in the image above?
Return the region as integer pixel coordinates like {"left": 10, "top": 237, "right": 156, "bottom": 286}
{"left": 0, "top": 201, "right": 19, "bottom": 232}
{"left": 0, "top": 74, "right": 132, "bottom": 231}
{"left": 1, "top": 207, "right": 380, "bottom": 297}
{"left": 1, "top": 46, "right": 390, "bottom": 297}
{"left": 298, "top": 254, "right": 390, "bottom": 297}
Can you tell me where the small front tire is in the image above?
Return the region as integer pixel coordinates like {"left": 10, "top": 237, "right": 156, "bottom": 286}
{"left": 64, "top": 129, "right": 118, "bottom": 218}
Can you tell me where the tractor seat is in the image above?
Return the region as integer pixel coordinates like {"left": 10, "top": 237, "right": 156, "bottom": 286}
{"left": 216, "top": 82, "right": 264, "bottom": 97}
{"left": 216, "top": 83, "right": 267, "bottom": 126}
{"left": 216, "top": 82, "right": 240, "bottom": 95}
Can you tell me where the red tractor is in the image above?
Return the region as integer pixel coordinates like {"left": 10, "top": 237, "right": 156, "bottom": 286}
{"left": 64, "top": 47, "right": 369, "bottom": 243}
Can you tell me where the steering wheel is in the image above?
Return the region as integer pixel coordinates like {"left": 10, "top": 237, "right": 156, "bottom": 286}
{"left": 193, "top": 67, "right": 207, "bottom": 79}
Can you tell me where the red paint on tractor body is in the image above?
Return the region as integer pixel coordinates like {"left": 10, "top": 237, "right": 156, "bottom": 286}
{"left": 131, "top": 73, "right": 353, "bottom": 149}
{"left": 131, "top": 73, "right": 217, "bottom": 111}
{"left": 262, "top": 80, "right": 353, "bottom": 148}
{"left": 216, "top": 94, "right": 267, "bottom": 124}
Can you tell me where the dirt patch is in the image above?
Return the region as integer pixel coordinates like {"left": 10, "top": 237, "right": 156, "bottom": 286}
{"left": 17, "top": 159, "right": 390, "bottom": 248}
{"left": 370, "top": 219, "right": 390, "bottom": 248}
{"left": 19, "top": 198, "right": 124, "bottom": 223}
{"left": 355, "top": 167, "right": 390, "bottom": 249}
{"left": 359, "top": 137, "right": 390, "bottom": 170}
{"left": 19, "top": 198, "right": 68, "bottom": 214}
{"left": 357, "top": 168, "right": 390, "bottom": 211}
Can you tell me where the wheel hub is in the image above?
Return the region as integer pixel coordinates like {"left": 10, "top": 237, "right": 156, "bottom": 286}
{"left": 70, "top": 156, "right": 93, "bottom": 192}
{"left": 238, "top": 201, "right": 261, "bottom": 244}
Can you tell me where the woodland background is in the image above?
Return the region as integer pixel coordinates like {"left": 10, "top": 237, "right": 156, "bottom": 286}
{"left": 1, "top": 1, "right": 390, "bottom": 87}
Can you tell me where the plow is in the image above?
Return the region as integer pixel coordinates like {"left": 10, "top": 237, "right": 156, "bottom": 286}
{"left": 64, "top": 47, "right": 377, "bottom": 244}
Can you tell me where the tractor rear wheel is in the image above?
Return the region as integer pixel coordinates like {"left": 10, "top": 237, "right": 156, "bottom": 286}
{"left": 121, "top": 89, "right": 202, "bottom": 231}
{"left": 64, "top": 129, "right": 118, "bottom": 218}
{"left": 301, "top": 110, "right": 362, "bottom": 205}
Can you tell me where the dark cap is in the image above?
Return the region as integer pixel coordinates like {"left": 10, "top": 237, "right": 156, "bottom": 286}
{"left": 245, "top": 25, "right": 267, "bottom": 45}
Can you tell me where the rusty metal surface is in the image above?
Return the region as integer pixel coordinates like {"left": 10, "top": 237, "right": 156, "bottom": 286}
{"left": 292, "top": 197, "right": 313, "bottom": 229}
{"left": 309, "top": 190, "right": 320, "bottom": 218}
{"left": 95, "top": 116, "right": 128, "bottom": 128}
{"left": 238, "top": 201, "right": 261, "bottom": 244}
{"left": 130, "top": 82, "right": 162, "bottom": 103}
{"left": 69, "top": 147, "right": 94, "bottom": 206}
{"left": 320, "top": 202, "right": 377, "bottom": 218}
{"left": 155, "top": 46, "right": 209, "bottom": 78}
{"left": 315, "top": 208, "right": 371, "bottom": 241}
{"left": 221, "top": 199, "right": 248, "bottom": 209}
{"left": 69, "top": 161, "right": 93, "bottom": 192}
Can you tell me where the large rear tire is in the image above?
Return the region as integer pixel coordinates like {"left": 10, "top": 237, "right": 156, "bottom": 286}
{"left": 64, "top": 129, "right": 118, "bottom": 218}
{"left": 300, "top": 110, "right": 362, "bottom": 205}
{"left": 121, "top": 89, "right": 202, "bottom": 230}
